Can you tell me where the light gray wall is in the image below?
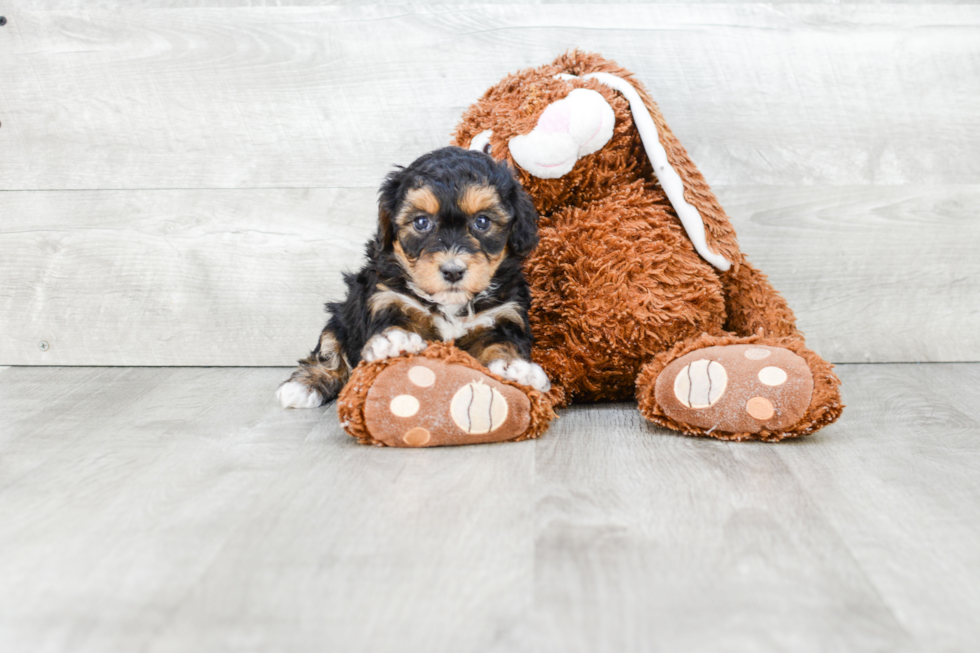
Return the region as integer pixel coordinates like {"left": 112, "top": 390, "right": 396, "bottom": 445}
{"left": 1, "top": 3, "right": 977, "bottom": 365}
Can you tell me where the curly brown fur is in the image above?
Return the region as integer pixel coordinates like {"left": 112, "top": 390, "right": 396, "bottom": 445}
{"left": 451, "top": 52, "right": 747, "bottom": 403}
{"left": 451, "top": 51, "right": 843, "bottom": 439}
{"left": 721, "top": 261, "right": 802, "bottom": 339}
{"left": 280, "top": 147, "right": 541, "bottom": 407}
{"left": 524, "top": 184, "right": 728, "bottom": 402}
{"left": 452, "top": 50, "right": 742, "bottom": 267}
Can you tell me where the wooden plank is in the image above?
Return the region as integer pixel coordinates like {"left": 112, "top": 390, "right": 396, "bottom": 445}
{"left": 0, "top": 188, "right": 375, "bottom": 366}
{"left": 2, "top": 184, "right": 977, "bottom": 366}
{"left": 0, "top": 367, "right": 321, "bottom": 652}
{"left": 717, "top": 185, "right": 980, "bottom": 364}
{"left": 528, "top": 363, "right": 980, "bottom": 652}
{"left": 774, "top": 363, "right": 980, "bottom": 651}
{"left": 2, "top": 364, "right": 979, "bottom": 651}
{"left": 0, "top": 366, "right": 534, "bottom": 652}
{"left": 145, "top": 413, "right": 535, "bottom": 653}
{"left": 530, "top": 403, "right": 918, "bottom": 653}
{"left": 0, "top": 367, "right": 177, "bottom": 489}
{"left": 1, "top": 5, "right": 978, "bottom": 189}
{"left": 16, "top": 0, "right": 978, "bottom": 8}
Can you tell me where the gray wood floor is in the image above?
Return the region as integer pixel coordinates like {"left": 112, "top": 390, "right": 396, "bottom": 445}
{"left": 2, "top": 363, "right": 978, "bottom": 652}
{"left": 3, "top": 3, "right": 978, "bottom": 651}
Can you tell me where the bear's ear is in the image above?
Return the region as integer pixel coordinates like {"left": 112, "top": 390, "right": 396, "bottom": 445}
{"left": 506, "top": 179, "right": 539, "bottom": 258}
{"left": 376, "top": 166, "right": 405, "bottom": 250}
{"left": 564, "top": 71, "right": 733, "bottom": 272}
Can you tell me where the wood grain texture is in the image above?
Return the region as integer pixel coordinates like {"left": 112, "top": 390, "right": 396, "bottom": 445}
{"left": 2, "top": 185, "right": 976, "bottom": 366}
{"left": 775, "top": 363, "right": 980, "bottom": 653}
{"left": 1, "top": 363, "right": 979, "bottom": 651}
{"left": 529, "top": 362, "right": 980, "bottom": 652}
{"left": 0, "top": 366, "right": 533, "bottom": 653}
{"left": 531, "top": 408, "right": 916, "bottom": 653}
{"left": 717, "top": 185, "right": 980, "bottom": 364}
{"left": 1, "top": 5, "right": 978, "bottom": 189}
{"left": 1, "top": 4, "right": 977, "bottom": 365}
{"left": 16, "top": 0, "right": 980, "bottom": 8}
{"left": 0, "top": 188, "right": 375, "bottom": 366}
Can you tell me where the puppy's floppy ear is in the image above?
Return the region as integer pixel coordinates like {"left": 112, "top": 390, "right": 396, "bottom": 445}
{"left": 376, "top": 166, "right": 405, "bottom": 250}
{"left": 506, "top": 181, "right": 539, "bottom": 257}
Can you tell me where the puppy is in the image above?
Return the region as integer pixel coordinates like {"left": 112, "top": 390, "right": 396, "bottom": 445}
{"left": 277, "top": 146, "right": 550, "bottom": 409}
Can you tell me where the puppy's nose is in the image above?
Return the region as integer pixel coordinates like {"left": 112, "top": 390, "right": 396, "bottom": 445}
{"left": 440, "top": 261, "right": 466, "bottom": 284}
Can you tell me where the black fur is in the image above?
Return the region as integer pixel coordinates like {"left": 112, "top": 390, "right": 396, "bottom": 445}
{"left": 284, "top": 147, "right": 539, "bottom": 405}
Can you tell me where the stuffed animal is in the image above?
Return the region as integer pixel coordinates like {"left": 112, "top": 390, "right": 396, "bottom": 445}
{"left": 339, "top": 51, "right": 842, "bottom": 445}
{"left": 338, "top": 342, "right": 555, "bottom": 447}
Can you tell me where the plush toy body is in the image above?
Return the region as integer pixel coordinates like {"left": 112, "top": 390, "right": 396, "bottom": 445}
{"left": 341, "top": 51, "right": 842, "bottom": 445}
{"left": 448, "top": 51, "right": 842, "bottom": 441}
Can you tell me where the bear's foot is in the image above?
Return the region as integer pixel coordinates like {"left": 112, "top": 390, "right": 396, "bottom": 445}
{"left": 657, "top": 344, "right": 812, "bottom": 433}
{"left": 636, "top": 335, "right": 843, "bottom": 441}
{"left": 337, "top": 342, "right": 556, "bottom": 447}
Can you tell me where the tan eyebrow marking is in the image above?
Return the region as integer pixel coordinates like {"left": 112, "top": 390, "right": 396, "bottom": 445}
{"left": 458, "top": 184, "right": 502, "bottom": 216}
{"left": 405, "top": 186, "right": 440, "bottom": 215}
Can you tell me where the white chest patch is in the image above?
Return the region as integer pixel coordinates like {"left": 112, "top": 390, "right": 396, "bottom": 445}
{"left": 370, "top": 288, "right": 524, "bottom": 343}
{"left": 432, "top": 303, "right": 519, "bottom": 341}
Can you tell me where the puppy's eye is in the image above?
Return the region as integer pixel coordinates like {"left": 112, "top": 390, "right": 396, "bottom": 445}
{"left": 482, "top": 142, "right": 492, "bottom": 155}
{"left": 473, "top": 215, "right": 491, "bottom": 231}
{"left": 413, "top": 216, "right": 432, "bottom": 232}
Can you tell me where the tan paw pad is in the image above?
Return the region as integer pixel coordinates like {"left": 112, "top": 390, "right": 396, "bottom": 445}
{"left": 655, "top": 345, "right": 814, "bottom": 434}
{"left": 450, "top": 382, "right": 509, "bottom": 434}
{"left": 746, "top": 396, "right": 775, "bottom": 420}
{"left": 402, "top": 427, "right": 432, "bottom": 446}
{"left": 389, "top": 395, "right": 420, "bottom": 417}
{"left": 757, "top": 366, "right": 787, "bottom": 386}
{"left": 744, "top": 348, "right": 771, "bottom": 360}
{"left": 408, "top": 365, "right": 436, "bottom": 387}
{"left": 673, "top": 359, "right": 728, "bottom": 408}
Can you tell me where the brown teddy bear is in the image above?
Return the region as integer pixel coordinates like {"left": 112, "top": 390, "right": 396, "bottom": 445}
{"left": 338, "top": 51, "right": 842, "bottom": 446}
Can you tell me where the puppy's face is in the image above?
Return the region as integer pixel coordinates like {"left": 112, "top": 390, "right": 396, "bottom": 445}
{"left": 392, "top": 183, "right": 509, "bottom": 304}
{"left": 378, "top": 148, "right": 538, "bottom": 305}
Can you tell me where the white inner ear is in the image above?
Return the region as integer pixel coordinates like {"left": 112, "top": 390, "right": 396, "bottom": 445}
{"left": 548, "top": 72, "right": 731, "bottom": 272}
{"left": 507, "top": 89, "right": 615, "bottom": 180}
{"left": 469, "top": 129, "right": 493, "bottom": 154}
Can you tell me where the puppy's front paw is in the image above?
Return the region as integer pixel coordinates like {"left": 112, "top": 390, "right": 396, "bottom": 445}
{"left": 361, "top": 329, "right": 427, "bottom": 363}
{"left": 277, "top": 381, "right": 324, "bottom": 409}
{"left": 487, "top": 359, "right": 551, "bottom": 393}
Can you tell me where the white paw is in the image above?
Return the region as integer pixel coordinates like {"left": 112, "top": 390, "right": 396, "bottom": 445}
{"left": 487, "top": 359, "right": 551, "bottom": 393}
{"left": 361, "top": 329, "right": 427, "bottom": 363}
{"left": 276, "top": 381, "right": 323, "bottom": 409}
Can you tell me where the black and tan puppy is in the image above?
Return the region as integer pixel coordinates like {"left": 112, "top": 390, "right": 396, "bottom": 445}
{"left": 277, "top": 147, "right": 551, "bottom": 409}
